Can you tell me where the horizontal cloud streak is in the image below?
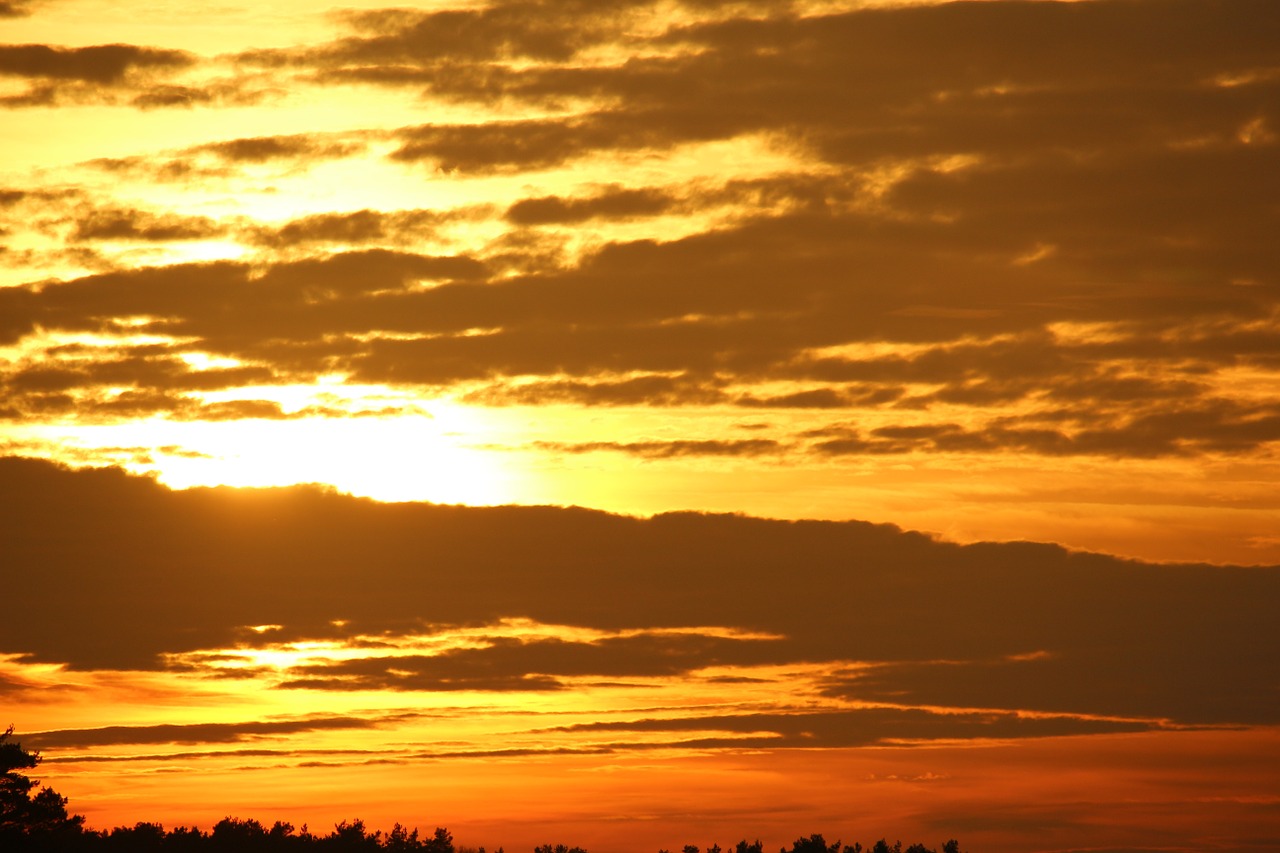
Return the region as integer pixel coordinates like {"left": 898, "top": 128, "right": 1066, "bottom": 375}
{"left": 23, "top": 714, "right": 413, "bottom": 749}
{"left": 0, "top": 43, "right": 191, "bottom": 83}
{"left": 2, "top": 459, "right": 1276, "bottom": 730}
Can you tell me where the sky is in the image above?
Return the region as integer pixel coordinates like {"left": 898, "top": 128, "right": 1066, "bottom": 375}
{"left": 1, "top": 0, "right": 1279, "bottom": 851}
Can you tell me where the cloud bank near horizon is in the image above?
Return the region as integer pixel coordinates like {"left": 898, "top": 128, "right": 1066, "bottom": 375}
{"left": 5, "top": 458, "right": 1277, "bottom": 756}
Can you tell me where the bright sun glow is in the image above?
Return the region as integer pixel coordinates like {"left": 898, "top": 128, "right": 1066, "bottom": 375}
{"left": 152, "top": 411, "right": 518, "bottom": 504}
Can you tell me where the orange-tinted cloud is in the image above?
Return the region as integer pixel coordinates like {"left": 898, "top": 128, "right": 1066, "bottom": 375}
{"left": 0, "top": 43, "right": 191, "bottom": 83}
{"left": 3, "top": 459, "right": 1276, "bottom": 730}
{"left": 0, "top": 42, "right": 194, "bottom": 107}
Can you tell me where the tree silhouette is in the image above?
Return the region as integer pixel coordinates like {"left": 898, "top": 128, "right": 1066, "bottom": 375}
{"left": 423, "top": 827, "right": 455, "bottom": 853}
{"left": 103, "top": 823, "right": 165, "bottom": 852}
{"left": 783, "top": 834, "right": 842, "bottom": 853}
{"left": 1, "top": 725, "right": 85, "bottom": 845}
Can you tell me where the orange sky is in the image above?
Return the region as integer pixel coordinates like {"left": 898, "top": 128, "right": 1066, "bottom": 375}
{"left": 2, "top": 1, "right": 1279, "bottom": 851}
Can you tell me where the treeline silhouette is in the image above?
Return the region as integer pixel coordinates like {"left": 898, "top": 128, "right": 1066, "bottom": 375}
{"left": 4, "top": 728, "right": 962, "bottom": 853}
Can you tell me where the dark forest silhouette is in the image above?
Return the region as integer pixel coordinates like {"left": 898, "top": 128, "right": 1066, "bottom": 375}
{"left": 3, "top": 728, "right": 961, "bottom": 853}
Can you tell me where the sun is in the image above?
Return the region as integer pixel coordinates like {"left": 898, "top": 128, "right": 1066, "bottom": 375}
{"left": 152, "top": 408, "right": 518, "bottom": 505}
{"left": 15, "top": 399, "right": 519, "bottom": 507}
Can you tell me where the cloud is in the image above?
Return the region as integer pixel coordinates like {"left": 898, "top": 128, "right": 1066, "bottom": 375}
{"left": 0, "top": 343, "right": 296, "bottom": 424}
{"left": 5, "top": 0, "right": 1277, "bottom": 463}
{"left": 549, "top": 707, "right": 1155, "bottom": 750}
{"left": 460, "top": 374, "right": 729, "bottom": 407}
{"left": 736, "top": 388, "right": 886, "bottom": 410}
{"left": 129, "top": 82, "right": 274, "bottom": 110}
{"left": 71, "top": 207, "right": 226, "bottom": 242}
{"left": 803, "top": 399, "right": 1280, "bottom": 459}
{"left": 3, "top": 221, "right": 1275, "bottom": 460}
{"left": 0, "top": 1, "right": 35, "bottom": 17}
{"left": 0, "top": 247, "right": 488, "bottom": 354}
{"left": 271, "top": 0, "right": 1280, "bottom": 181}
{"left": 530, "top": 439, "right": 782, "bottom": 458}
{"left": 194, "top": 133, "right": 365, "bottom": 164}
{"left": 245, "top": 207, "right": 481, "bottom": 249}
{"left": 278, "top": 631, "right": 785, "bottom": 692}
{"left": 1, "top": 459, "right": 1276, "bottom": 729}
{"left": 22, "top": 714, "right": 414, "bottom": 749}
{"left": 252, "top": 0, "right": 655, "bottom": 79}
{"left": 506, "top": 187, "right": 678, "bottom": 225}
{"left": 0, "top": 44, "right": 192, "bottom": 83}
{"left": 0, "top": 42, "right": 195, "bottom": 108}
{"left": 71, "top": 132, "right": 363, "bottom": 186}
{"left": 389, "top": 114, "right": 684, "bottom": 174}
{"left": 822, "top": 648, "right": 1280, "bottom": 727}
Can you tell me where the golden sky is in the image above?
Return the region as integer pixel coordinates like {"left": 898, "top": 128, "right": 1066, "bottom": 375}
{"left": 2, "top": 0, "right": 1279, "bottom": 851}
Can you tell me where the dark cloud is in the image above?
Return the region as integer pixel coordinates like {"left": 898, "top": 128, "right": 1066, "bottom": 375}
{"left": 530, "top": 439, "right": 782, "bottom": 458}
{"left": 0, "top": 83, "right": 56, "bottom": 107}
{"left": 279, "top": 673, "right": 564, "bottom": 693}
{"left": 5, "top": 354, "right": 273, "bottom": 393}
{"left": 1, "top": 459, "right": 1276, "bottom": 728}
{"left": 277, "top": 0, "right": 1280, "bottom": 181}
{"left": 805, "top": 399, "right": 1280, "bottom": 460}
{"left": 1, "top": 19, "right": 1273, "bottom": 462}
{"left": 195, "top": 133, "right": 365, "bottom": 164}
{"left": 22, "top": 714, "right": 414, "bottom": 749}
{"left": 259, "top": 0, "right": 1278, "bottom": 377}
{"left": 71, "top": 208, "right": 225, "bottom": 242}
{"left": 81, "top": 154, "right": 228, "bottom": 183}
{"left": 0, "top": 248, "right": 486, "bottom": 346}
{"left": 128, "top": 82, "right": 274, "bottom": 110}
{"left": 43, "top": 747, "right": 379, "bottom": 765}
{"left": 130, "top": 84, "right": 215, "bottom": 108}
{"left": 2, "top": 213, "right": 1277, "bottom": 447}
{"left": 822, "top": 648, "right": 1280, "bottom": 727}
{"left": 0, "top": 1, "right": 34, "bottom": 17}
{"left": 460, "top": 374, "right": 729, "bottom": 407}
{"left": 736, "top": 388, "right": 865, "bottom": 410}
{"left": 506, "top": 187, "right": 677, "bottom": 225}
{"left": 255, "top": 0, "right": 656, "bottom": 79}
{"left": 389, "top": 114, "right": 685, "bottom": 173}
{"left": 549, "top": 707, "right": 1154, "bottom": 750}
{"left": 278, "top": 632, "right": 782, "bottom": 692}
{"left": 0, "top": 44, "right": 192, "bottom": 83}
{"left": 0, "top": 343, "right": 302, "bottom": 423}
{"left": 246, "top": 207, "right": 478, "bottom": 248}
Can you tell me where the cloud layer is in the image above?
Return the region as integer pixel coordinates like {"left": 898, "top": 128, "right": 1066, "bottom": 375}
{"left": 5, "top": 458, "right": 1276, "bottom": 734}
{"left": 2, "top": 0, "right": 1277, "bottom": 485}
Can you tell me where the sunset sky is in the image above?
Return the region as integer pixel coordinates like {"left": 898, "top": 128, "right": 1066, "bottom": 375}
{"left": 2, "top": 0, "right": 1279, "bottom": 851}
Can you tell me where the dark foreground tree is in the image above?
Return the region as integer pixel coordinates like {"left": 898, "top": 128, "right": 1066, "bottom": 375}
{"left": 667, "top": 838, "right": 962, "bottom": 853}
{"left": 1, "top": 725, "right": 86, "bottom": 849}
